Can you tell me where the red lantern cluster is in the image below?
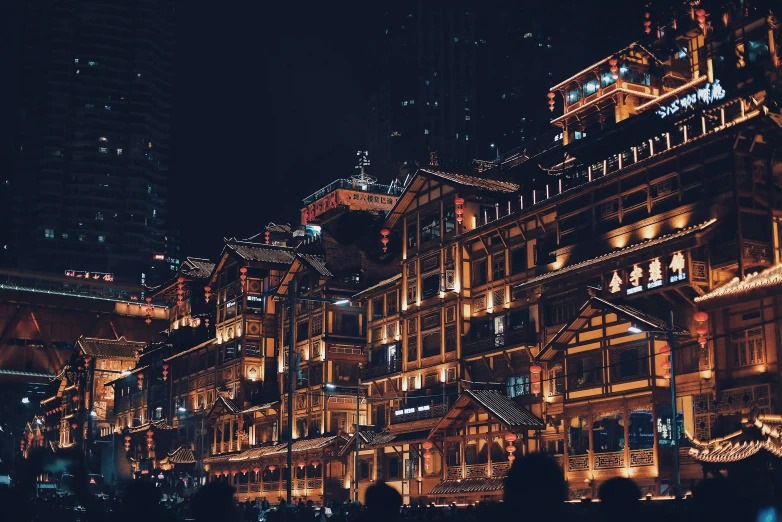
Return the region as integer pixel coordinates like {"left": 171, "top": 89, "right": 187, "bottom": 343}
{"left": 380, "top": 228, "right": 390, "bottom": 252}
{"left": 609, "top": 58, "right": 619, "bottom": 80}
{"left": 145, "top": 297, "right": 153, "bottom": 325}
{"left": 695, "top": 311, "right": 709, "bottom": 373}
{"left": 530, "top": 365, "right": 542, "bottom": 395}
{"left": 137, "top": 374, "right": 144, "bottom": 390}
{"left": 204, "top": 286, "right": 212, "bottom": 304}
{"left": 146, "top": 429, "right": 154, "bottom": 449}
{"left": 265, "top": 231, "right": 271, "bottom": 244}
{"left": 162, "top": 364, "right": 169, "bottom": 381}
{"left": 504, "top": 433, "right": 517, "bottom": 462}
{"left": 84, "top": 356, "right": 92, "bottom": 367}
{"left": 205, "top": 318, "right": 210, "bottom": 329}
{"left": 240, "top": 267, "right": 248, "bottom": 284}
{"left": 695, "top": 8, "right": 706, "bottom": 28}
{"left": 124, "top": 435, "right": 131, "bottom": 451}
{"left": 643, "top": 12, "right": 651, "bottom": 34}
{"left": 455, "top": 197, "right": 465, "bottom": 224}
{"left": 20, "top": 439, "right": 25, "bottom": 452}
{"left": 177, "top": 277, "right": 185, "bottom": 307}
{"left": 660, "top": 345, "right": 672, "bottom": 379}
{"left": 547, "top": 92, "right": 555, "bottom": 112}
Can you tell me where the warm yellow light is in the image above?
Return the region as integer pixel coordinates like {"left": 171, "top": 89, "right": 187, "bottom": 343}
{"left": 700, "top": 369, "right": 712, "bottom": 380}
{"left": 402, "top": 378, "right": 408, "bottom": 392}
{"left": 439, "top": 291, "right": 445, "bottom": 299}
{"left": 440, "top": 368, "right": 447, "bottom": 383}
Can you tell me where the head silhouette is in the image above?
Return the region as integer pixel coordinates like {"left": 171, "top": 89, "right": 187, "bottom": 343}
{"left": 598, "top": 478, "right": 640, "bottom": 522}
{"left": 364, "top": 481, "right": 402, "bottom": 522}
{"left": 504, "top": 453, "right": 565, "bottom": 521}
{"left": 192, "top": 482, "right": 240, "bottom": 522}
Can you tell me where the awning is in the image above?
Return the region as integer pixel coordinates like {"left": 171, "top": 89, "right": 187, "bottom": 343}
{"left": 428, "top": 477, "right": 505, "bottom": 496}
{"left": 429, "top": 390, "right": 543, "bottom": 439}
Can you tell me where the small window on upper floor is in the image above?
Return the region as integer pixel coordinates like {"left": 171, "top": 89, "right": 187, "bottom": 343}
{"left": 492, "top": 253, "right": 505, "bottom": 280}
{"left": 407, "top": 220, "right": 417, "bottom": 249}
{"left": 372, "top": 297, "right": 384, "bottom": 321}
{"left": 421, "top": 211, "right": 440, "bottom": 243}
{"left": 473, "top": 259, "right": 488, "bottom": 287}
{"left": 44, "top": 229, "right": 54, "bottom": 239}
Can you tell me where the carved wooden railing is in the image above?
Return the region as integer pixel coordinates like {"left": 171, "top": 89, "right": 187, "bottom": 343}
{"left": 491, "top": 462, "right": 511, "bottom": 477}
{"left": 465, "top": 464, "right": 488, "bottom": 478}
{"left": 629, "top": 448, "right": 654, "bottom": 467}
{"left": 263, "top": 481, "right": 279, "bottom": 492}
{"left": 594, "top": 451, "right": 625, "bottom": 469}
{"left": 446, "top": 466, "right": 463, "bottom": 480}
{"left": 568, "top": 455, "right": 589, "bottom": 472}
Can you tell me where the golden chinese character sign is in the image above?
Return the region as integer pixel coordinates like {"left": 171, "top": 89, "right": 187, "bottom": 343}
{"left": 604, "top": 251, "right": 688, "bottom": 297}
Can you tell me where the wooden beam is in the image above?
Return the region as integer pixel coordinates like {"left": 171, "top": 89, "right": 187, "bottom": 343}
{"left": 675, "top": 287, "right": 696, "bottom": 307}
{"left": 502, "top": 350, "right": 514, "bottom": 370}
{"left": 30, "top": 308, "right": 60, "bottom": 372}
{"left": 372, "top": 381, "right": 383, "bottom": 398}
{"left": 513, "top": 220, "right": 527, "bottom": 241}
{"left": 480, "top": 355, "right": 495, "bottom": 381}
{"left": 0, "top": 305, "right": 25, "bottom": 347}
{"left": 108, "top": 314, "right": 120, "bottom": 340}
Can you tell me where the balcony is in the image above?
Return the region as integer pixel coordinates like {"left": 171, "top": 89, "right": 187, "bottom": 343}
{"left": 390, "top": 401, "right": 448, "bottom": 426}
{"left": 462, "top": 329, "right": 532, "bottom": 357}
{"left": 361, "top": 358, "right": 402, "bottom": 380}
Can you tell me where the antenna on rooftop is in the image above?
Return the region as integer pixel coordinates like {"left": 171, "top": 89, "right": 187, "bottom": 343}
{"left": 351, "top": 151, "right": 376, "bottom": 188}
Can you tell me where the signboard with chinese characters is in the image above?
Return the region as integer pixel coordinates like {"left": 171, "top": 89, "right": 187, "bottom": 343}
{"left": 65, "top": 270, "right": 114, "bottom": 282}
{"left": 656, "top": 80, "right": 726, "bottom": 119}
{"left": 301, "top": 189, "right": 397, "bottom": 225}
{"left": 605, "top": 251, "right": 688, "bottom": 297}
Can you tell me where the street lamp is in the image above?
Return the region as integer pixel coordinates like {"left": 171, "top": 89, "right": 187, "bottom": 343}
{"left": 627, "top": 310, "right": 680, "bottom": 497}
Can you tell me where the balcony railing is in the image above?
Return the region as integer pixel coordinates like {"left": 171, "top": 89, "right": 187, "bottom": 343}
{"left": 390, "top": 401, "right": 448, "bottom": 425}
{"left": 361, "top": 358, "right": 402, "bottom": 380}
{"left": 462, "top": 329, "right": 532, "bottom": 357}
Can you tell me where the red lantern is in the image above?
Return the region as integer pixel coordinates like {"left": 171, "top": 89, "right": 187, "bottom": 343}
{"left": 138, "top": 374, "right": 144, "bottom": 390}
{"left": 253, "top": 467, "right": 261, "bottom": 473}
{"left": 71, "top": 422, "right": 78, "bottom": 430}
{"left": 147, "top": 430, "right": 154, "bottom": 437}
{"left": 506, "top": 445, "right": 516, "bottom": 453}
{"left": 311, "top": 460, "right": 320, "bottom": 468}
{"left": 145, "top": 317, "right": 152, "bottom": 325}
{"left": 664, "top": 371, "right": 672, "bottom": 379}
{"left": 529, "top": 365, "right": 542, "bottom": 395}
{"left": 72, "top": 395, "right": 79, "bottom": 402}
{"left": 162, "top": 364, "right": 169, "bottom": 381}
{"left": 241, "top": 467, "right": 248, "bottom": 474}
{"left": 423, "top": 451, "right": 432, "bottom": 459}
{"left": 204, "top": 286, "right": 212, "bottom": 303}
{"left": 698, "top": 336, "right": 707, "bottom": 345}
{"left": 265, "top": 231, "right": 271, "bottom": 244}
{"left": 508, "top": 454, "right": 516, "bottom": 462}
{"left": 268, "top": 465, "right": 277, "bottom": 472}
{"left": 547, "top": 92, "right": 555, "bottom": 112}
{"left": 454, "top": 197, "right": 465, "bottom": 224}
{"left": 298, "top": 460, "right": 306, "bottom": 468}
{"left": 696, "top": 325, "right": 707, "bottom": 335}
{"left": 694, "top": 311, "right": 708, "bottom": 323}
{"left": 222, "top": 470, "right": 229, "bottom": 477}
{"left": 240, "top": 267, "right": 248, "bottom": 282}
{"left": 609, "top": 58, "right": 619, "bottom": 80}
{"left": 380, "top": 228, "right": 390, "bottom": 253}
{"left": 662, "top": 360, "right": 671, "bottom": 370}
{"left": 504, "top": 433, "right": 517, "bottom": 443}
{"left": 422, "top": 441, "right": 433, "bottom": 450}
{"left": 659, "top": 345, "right": 671, "bottom": 355}
{"left": 454, "top": 197, "right": 465, "bottom": 206}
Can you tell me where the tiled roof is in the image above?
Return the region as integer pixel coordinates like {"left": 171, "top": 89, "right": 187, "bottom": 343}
{"left": 514, "top": 219, "right": 716, "bottom": 291}
{"left": 225, "top": 241, "right": 296, "bottom": 264}
{"left": 421, "top": 169, "right": 519, "bottom": 193}
{"left": 265, "top": 223, "right": 293, "bottom": 234}
{"left": 265, "top": 435, "right": 340, "bottom": 455}
{"left": 339, "top": 429, "right": 430, "bottom": 456}
{"left": 167, "top": 446, "right": 196, "bottom": 464}
{"left": 428, "top": 477, "right": 505, "bottom": 495}
{"left": 128, "top": 420, "right": 175, "bottom": 433}
{"left": 206, "top": 395, "right": 241, "bottom": 417}
{"left": 695, "top": 262, "right": 782, "bottom": 304}
{"left": 164, "top": 338, "right": 215, "bottom": 362}
{"left": 537, "top": 297, "right": 689, "bottom": 361}
{"left": 686, "top": 415, "right": 782, "bottom": 464}
{"left": 0, "top": 369, "right": 56, "bottom": 379}
{"left": 298, "top": 254, "right": 333, "bottom": 277}
{"left": 77, "top": 336, "right": 144, "bottom": 359}
{"left": 228, "top": 445, "right": 279, "bottom": 461}
{"left": 464, "top": 390, "right": 545, "bottom": 428}
{"left": 352, "top": 274, "right": 402, "bottom": 300}
{"left": 214, "top": 436, "right": 342, "bottom": 464}
{"left": 181, "top": 257, "right": 215, "bottom": 279}
{"left": 240, "top": 402, "right": 279, "bottom": 414}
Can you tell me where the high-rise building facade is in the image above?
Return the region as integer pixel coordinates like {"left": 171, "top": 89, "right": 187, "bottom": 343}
{"left": 367, "top": 2, "right": 479, "bottom": 180}
{"left": 3, "top": 0, "right": 177, "bottom": 286}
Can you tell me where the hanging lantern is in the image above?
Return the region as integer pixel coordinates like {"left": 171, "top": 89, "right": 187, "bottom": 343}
{"left": 145, "top": 317, "right": 152, "bottom": 325}
{"left": 205, "top": 318, "right": 210, "bottom": 328}
{"left": 137, "top": 374, "right": 144, "bottom": 390}
{"left": 380, "top": 228, "right": 390, "bottom": 253}
{"left": 609, "top": 58, "right": 619, "bottom": 80}
{"left": 204, "top": 286, "right": 212, "bottom": 303}
{"left": 147, "top": 429, "right": 154, "bottom": 437}
{"left": 268, "top": 465, "right": 277, "bottom": 472}
{"left": 698, "top": 336, "right": 707, "bottom": 345}
{"left": 241, "top": 467, "right": 248, "bottom": 474}
{"left": 506, "top": 445, "right": 516, "bottom": 453}
{"left": 265, "top": 231, "right": 271, "bottom": 244}
{"left": 664, "top": 371, "right": 672, "bottom": 379}
{"left": 547, "top": 92, "right": 555, "bottom": 112}
{"left": 529, "top": 364, "right": 542, "bottom": 395}
{"left": 84, "top": 356, "right": 92, "bottom": 366}
{"left": 71, "top": 422, "right": 78, "bottom": 430}
{"left": 696, "top": 8, "right": 706, "bottom": 26}
{"left": 455, "top": 197, "right": 465, "bottom": 224}
{"left": 504, "top": 433, "right": 517, "bottom": 443}
{"left": 423, "top": 451, "right": 432, "bottom": 459}
{"left": 240, "top": 267, "right": 248, "bottom": 282}
{"left": 508, "top": 454, "right": 516, "bottom": 462}
{"left": 311, "top": 460, "right": 320, "bottom": 468}
{"left": 222, "top": 470, "right": 229, "bottom": 477}
{"left": 662, "top": 360, "right": 671, "bottom": 370}
{"left": 253, "top": 466, "right": 261, "bottom": 473}
{"left": 298, "top": 460, "right": 306, "bottom": 468}
{"left": 162, "top": 364, "right": 169, "bottom": 381}
{"left": 695, "top": 325, "right": 707, "bottom": 335}
{"left": 694, "top": 312, "right": 708, "bottom": 323}
{"left": 659, "top": 345, "right": 671, "bottom": 355}
{"left": 422, "top": 441, "right": 433, "bottom": 450}
{"left": 72, "top": 395, "right": 80, "bottom": 403}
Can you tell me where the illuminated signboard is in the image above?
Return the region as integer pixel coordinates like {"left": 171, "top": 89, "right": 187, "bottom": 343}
{"left": 606, "top": 251, "right": 688, "bottom": 297}
{"left": 656, "top": 80, "right": 726, "bottom": 119}
{"left": 301, "top": 189, "right": 397, "bottom": 225}
{"left": 65, "top": 270, "right": 114, "bottom": 282}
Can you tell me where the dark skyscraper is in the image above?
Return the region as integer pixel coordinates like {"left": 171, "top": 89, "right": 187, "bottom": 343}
{"left": 2, "top": 0, "right": 178, "bottom": 286}
{"left": 367, "top": 3, "right": 479, "bottom": 180}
